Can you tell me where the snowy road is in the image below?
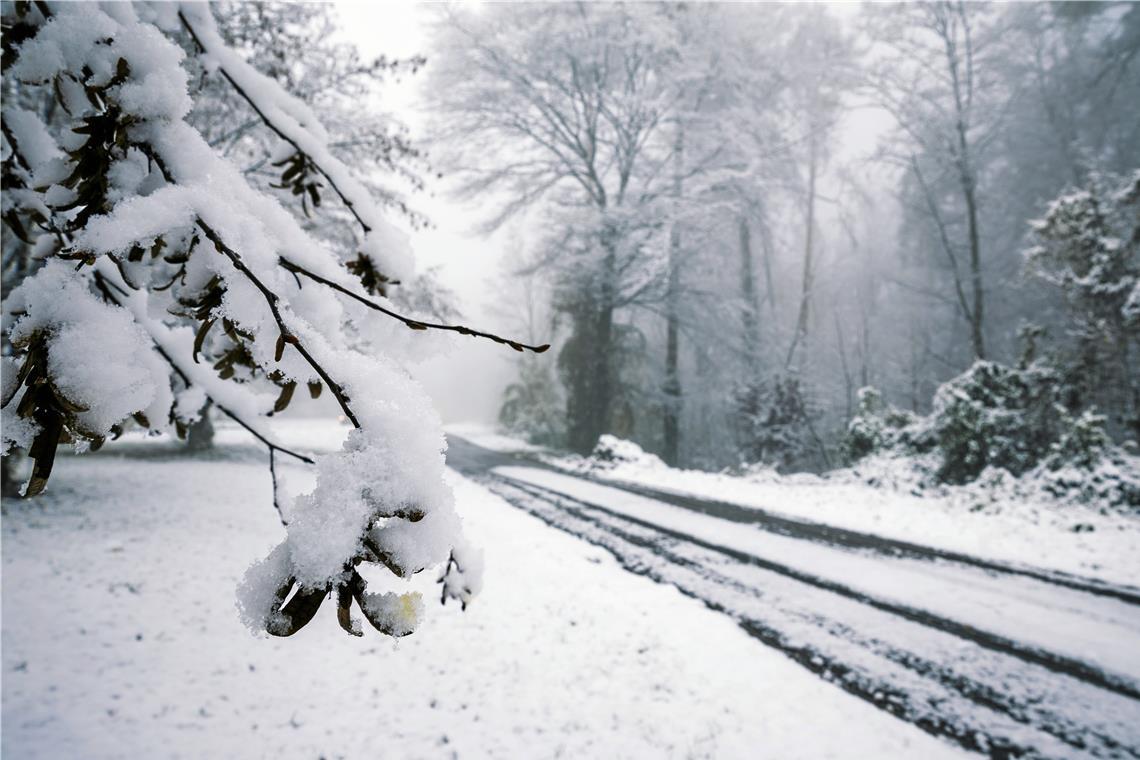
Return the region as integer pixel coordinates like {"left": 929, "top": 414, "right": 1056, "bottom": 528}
{"left": 447, "top": 436, "right": 1140, "bottom": 759}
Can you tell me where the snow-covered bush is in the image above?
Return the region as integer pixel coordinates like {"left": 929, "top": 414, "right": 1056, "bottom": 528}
{"left": 589, "top": 434, "right": 666, "bottom": 470}
{"left": 1034, "top": 447, "right": 1140, "bottom": 509}
{"left": 734, "top": 374, "right": 820, "bottom": 472}
{"left": 844, "top": 363, "right": 1139, "bottom": 507}
{"left": 930, "top": 361, "right": 1063, "bottom": 483}
{"left": 841, "top": 387, "right": 925, "bottom": 465}
{"left": 849, "top": 361, "right": 1066, "bottom": 483}
{"left": 0, "top": 2, "right": 544, "bottom": 639}
{"left": 1046, "top": 409, "right": 1111, "bottom": 470}
{"left": 499, "top": 355, "right": 566, "bottom": 447}
{"left": 1025, "top": 169, "right": 1140, "bottom": 441}
{"left": 1031, "top": 409, "right": 1140, "bottom": 508}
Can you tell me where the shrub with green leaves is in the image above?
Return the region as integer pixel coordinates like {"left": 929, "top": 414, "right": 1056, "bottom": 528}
{"left": 842, "top": 387, "right": 924, "bottom": 465}
{"left": 930, "top": 361, "right": 1064, "bottom": 483}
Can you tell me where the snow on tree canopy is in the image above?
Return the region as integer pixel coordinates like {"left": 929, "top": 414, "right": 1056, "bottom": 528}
{"left": 5, "top": 260, "right": 173, "bottom": 440}
{"left": 1, "top": 1, "right": 544, "bottom": 638}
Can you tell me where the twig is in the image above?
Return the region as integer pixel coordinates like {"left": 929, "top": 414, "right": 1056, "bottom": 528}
{"left": 93, "top": 271, "right": 316, "bottom": 465}
{"left": 195, "top": 219, "right": 361, "bottom": 429}
{"left": 179, "top": 9, "right": 377, "bottom": 236}
{"left": 268, "top": 447, "right": 288, "bottom": 526}
{"left": 132, "top": 96, "right": 547, "bottom": 358}
{"left": 279, "top": 259, "right": 551, "bottom": 354}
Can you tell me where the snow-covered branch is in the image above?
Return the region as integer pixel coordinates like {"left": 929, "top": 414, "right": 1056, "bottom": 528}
{"left": 1, "top": 1, "right": 487, "bottom": 640}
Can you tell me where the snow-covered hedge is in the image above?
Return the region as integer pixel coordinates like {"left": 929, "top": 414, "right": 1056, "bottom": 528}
{"left": 589, "top": 434, "right": 667, "bottom": 470}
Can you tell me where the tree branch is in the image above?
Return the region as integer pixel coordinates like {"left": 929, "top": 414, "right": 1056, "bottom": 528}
{"left": 194, "top": 219, "right": 361, "bottom": 428}
{"left": 278, "top": 258, "right": 550, "bottom": 354}
{"left": 179, "top": 8, "right": 380, "bottom": 238}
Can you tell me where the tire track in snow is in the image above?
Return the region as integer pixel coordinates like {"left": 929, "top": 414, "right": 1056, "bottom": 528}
{"left": 576, "top": 473, "right": 1140, "bottom": 607}
{"left": 479, "top": 474, "right": 1140, "bottom": 760}
{"left": 498, "top": 474, "right": 1140, "bottom": 703}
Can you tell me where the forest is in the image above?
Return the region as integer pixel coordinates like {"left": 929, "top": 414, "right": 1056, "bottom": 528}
{"left": 428, "top": 3, "right": 1140, "bottom": 498}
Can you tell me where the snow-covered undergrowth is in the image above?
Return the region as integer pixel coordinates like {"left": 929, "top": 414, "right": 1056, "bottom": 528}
{"left": 1, "top": 437, "right": 963, "bottom": 759}
{"left": 842, "top": 371, "right": 1140, "bottom": 510}
{"left": 449, "top": 428, "right": 1140, "bottom": 587}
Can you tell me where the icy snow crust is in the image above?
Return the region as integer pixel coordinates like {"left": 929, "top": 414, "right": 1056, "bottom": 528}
{"left": 5, "top": 3, "right": 475, "bottom": 631}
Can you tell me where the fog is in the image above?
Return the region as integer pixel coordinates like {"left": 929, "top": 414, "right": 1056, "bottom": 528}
{"left": 333, "top": 2, "right": 1139, "bottom": 470}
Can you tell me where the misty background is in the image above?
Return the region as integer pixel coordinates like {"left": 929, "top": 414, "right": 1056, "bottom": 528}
{"left": 348, "top": 2, "right": 1137, "bottom": 476}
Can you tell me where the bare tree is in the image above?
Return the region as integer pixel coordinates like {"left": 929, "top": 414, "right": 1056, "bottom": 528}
{"left": 430, "top": 4, "right": 682, "bottom": 453}
{"left": 865, "top": 1, "right": 1006, "bottom": 361}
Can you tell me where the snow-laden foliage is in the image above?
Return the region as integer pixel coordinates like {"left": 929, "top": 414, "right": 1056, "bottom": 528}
{"left": 844, "top": 362, "right": 1139, "bottom": 508}
{"left": 1025, "top": 171, "right": 1140, "bottom": 331}
{"left": 733, "top": 374, "right": 821, "bottom": 473}
{"left": 929, "top": 361, "right": 1064, "bottom": 483}
{"left": 1024, "top": 170, "right": 1140, "bottom": 441}
{"left": 1, "top": 2, "right": 543, "bottom": 639}
{"left": 499, "top": 355, "right": 566, "bottom": 447}
{"left": 840, "top": 387, "right": 922, "bottom": 465}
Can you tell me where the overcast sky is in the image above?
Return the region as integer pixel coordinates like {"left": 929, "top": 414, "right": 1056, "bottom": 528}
{"left": 333, "top": 2, "right": 522, "bottom": 425}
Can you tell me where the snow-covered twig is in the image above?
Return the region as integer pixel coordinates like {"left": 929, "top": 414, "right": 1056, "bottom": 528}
{"left": 92, "top": 270, "right": 314, "bottom": 467}
{"left": 193, "top": 218, "right": 361, "bottom": 428}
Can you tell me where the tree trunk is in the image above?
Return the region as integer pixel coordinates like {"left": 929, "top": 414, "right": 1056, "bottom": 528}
{"left": 739, "top": 216, "right": 760, "bottom": 372}
{"left": 566, "top": 236, "right": 617, "bottom": 455}
{"left": 759, "top": 214, "right": 777, "bottom": 315}
{"left": 662, "top": 126, "right": 684, "bottom": 467}
{"left": 960, "top": 164, "right": 986, "bottom": 361}
{"left": 786, "top": 134, "right": 818, "bottom": 369}
{"left": 186, "top": 401, "right": 215, "bottom": 451}
{"left": 944, "top": 3, "right": 986, "bottom": 361}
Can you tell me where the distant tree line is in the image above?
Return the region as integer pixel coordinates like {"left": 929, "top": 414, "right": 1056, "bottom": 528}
{"left": 431, "top": 1, "right": 1140, "bottom": 473}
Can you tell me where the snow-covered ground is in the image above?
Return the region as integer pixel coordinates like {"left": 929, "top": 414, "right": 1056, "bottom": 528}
{"left": 1, "top": 427, "right": 964, "bottom": 759}
{"left": 454, "top": 427, "right": 1140, "bottom": 588}
{"left": 494, "top": 465, "right": 1140, "bottom": 690}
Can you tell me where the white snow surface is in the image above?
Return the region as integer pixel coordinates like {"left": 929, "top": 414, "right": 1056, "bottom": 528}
{"left": 493, "top": 465, "right": 1140, "bottom": 690}
{"left": 1, "top": 430, "right": 966, "bottom": 759}
{"left": 451, "top": 428, "right": 1140, "bottom": 588}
